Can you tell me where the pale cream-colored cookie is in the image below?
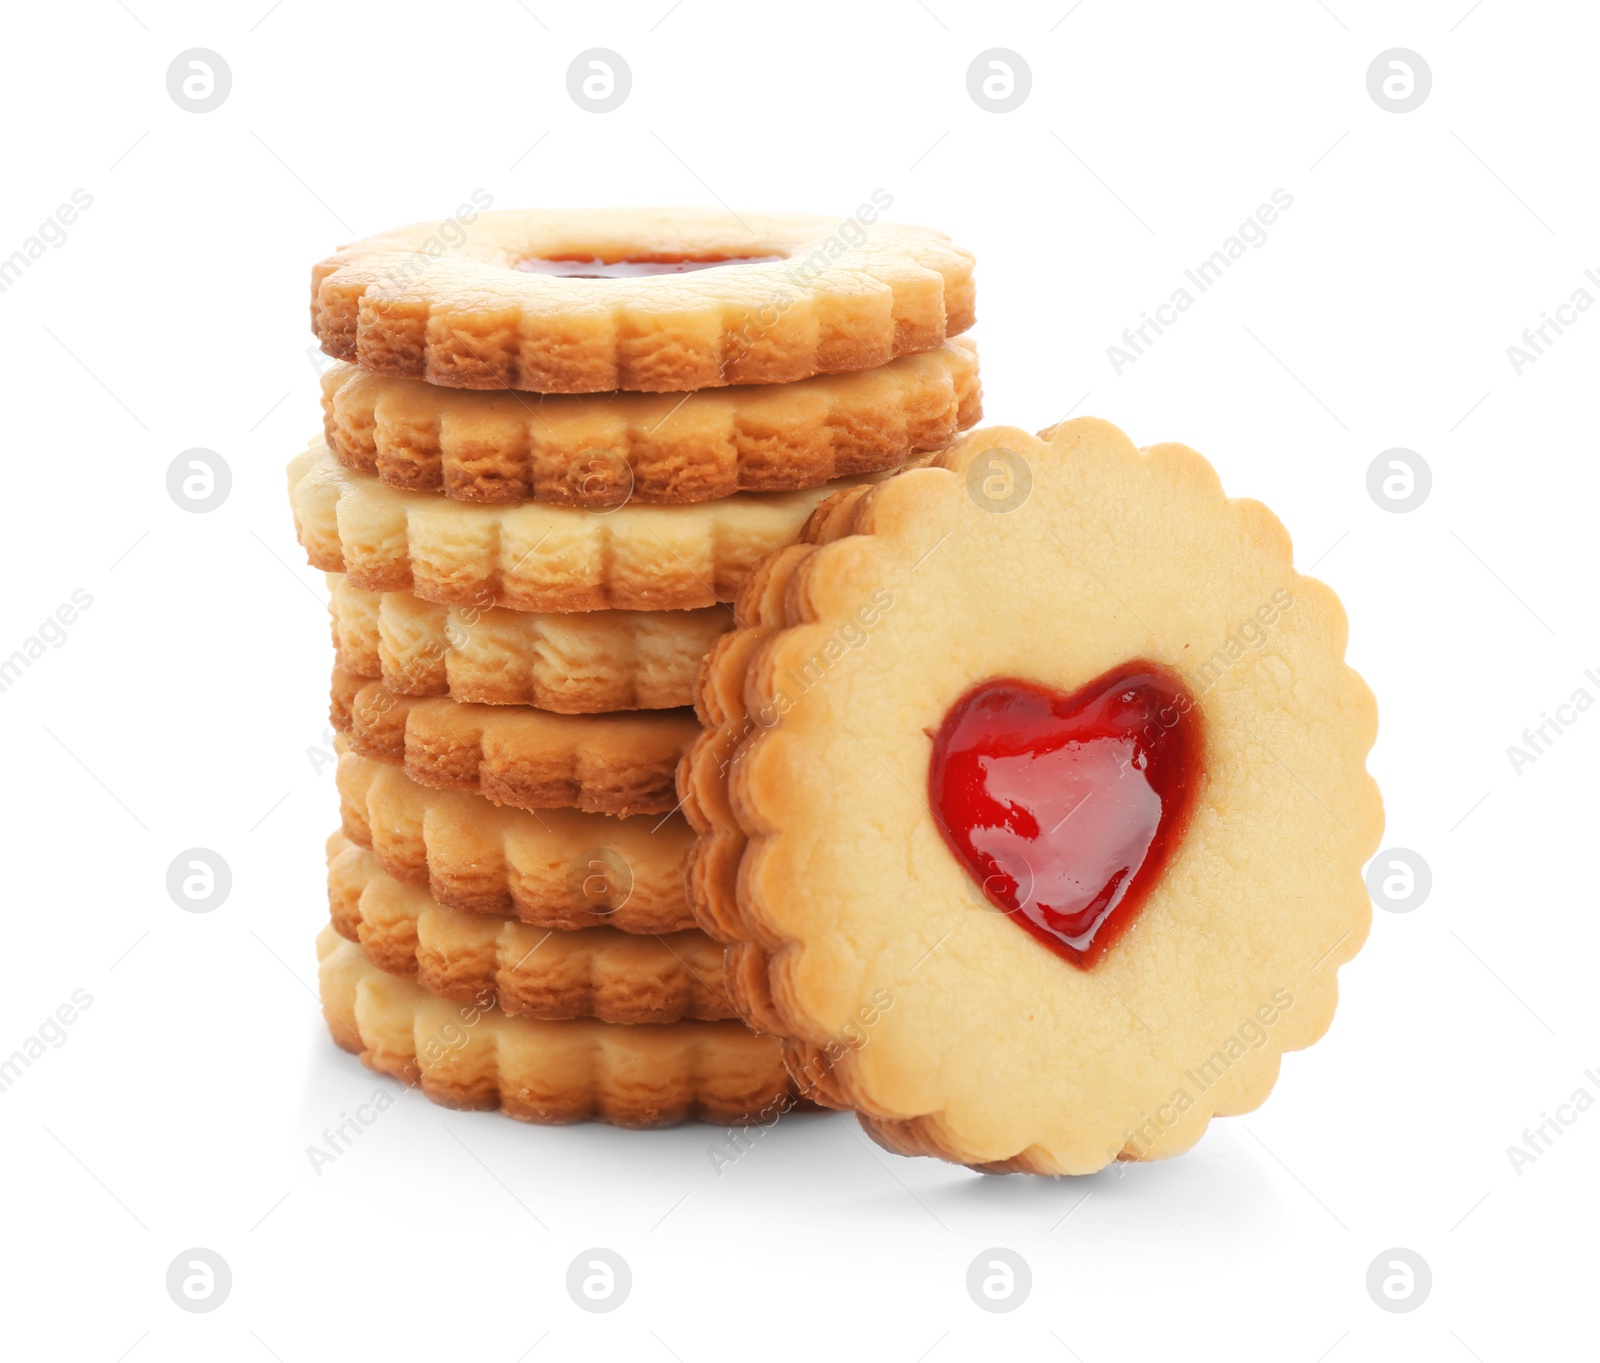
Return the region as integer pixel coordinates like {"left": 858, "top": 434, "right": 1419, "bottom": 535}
{"left": 292, "top": 439, "right": 877, "bottom": 612}
{"left": 318, "top": 926, "right": 793, "bottom": 1126}
{"left": 320, "top": 340, "right": 981, "bottom": 505}
{"left": 311, "top": 207, "right": 975, "bottom": 393}
{"left": 338, "top": 744, "right": 694, "bottom": 933}
{"left": 327, "top": 834, "right": 733, "bottom": 1023}
{"left": 330, "top": 665, "right": 696, "bottom": 817}
{"left": 682, "top": 418, "right": 1382, "bottom": 1174}
{"left": 327, "top": 574, "right": 730, "bottom": 710}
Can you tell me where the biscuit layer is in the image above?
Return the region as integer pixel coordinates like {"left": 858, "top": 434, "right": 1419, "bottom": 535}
{"left": 328, "top": 574, "right": 730, "bottom": 710}
{"left": 328, "top": 834, "right": 733, "bottom": 1023}
{"left": 338, "top": 745, "right": 694, "bottom": 933}
{"left": 311, "top": 208, "right": 975, "bottom": 393}
{"left": 321, "top": 340, "right": 980, "bottom": 505}
{"left": 292, "top": 439, "right": 873, "bottom": 612}
{"left": 318, "top": 925, "right": 791, "bottom": 1126}
{"left": 330, "top": 665, "right": 696, "bottom": 816}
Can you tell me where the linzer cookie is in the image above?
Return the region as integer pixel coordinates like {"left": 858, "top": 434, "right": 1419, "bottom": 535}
{"left": 311, "top": 208, "right": 975, "bottom": 393}
{"left": 681, "top": 417, "right": 1382, "bottom": 1174}
{"left": 327, "top": 575, "right": 730, "bottom": 710}
{"left": 318, "top": 927, "right": 794, "bottom": 1126}
{"left": 330, "top": 665, "right": 696, "bottom": 817}
{"left": 328, "top": 834, "right": 733, "bottom": 1024}
{"left": 321, "top": 339, "right": 980, "bottom": 505}
{"left": 337, "top": 744, "right": 695, "bottom": 933}
{"left": 291, "top": 440, "right": 888, "bottom": 612}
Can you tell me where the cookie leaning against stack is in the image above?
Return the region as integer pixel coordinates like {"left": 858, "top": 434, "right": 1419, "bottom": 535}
{"left": 294, "top": 206, "right": 979, "bottom": 1127}
{"left": 682, "top": 418, "right": 1381, "bottom": 1169}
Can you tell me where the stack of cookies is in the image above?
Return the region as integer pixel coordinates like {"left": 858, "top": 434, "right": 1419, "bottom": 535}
{"left": 292, "top": 207, "right": 977, "bottom": 1127}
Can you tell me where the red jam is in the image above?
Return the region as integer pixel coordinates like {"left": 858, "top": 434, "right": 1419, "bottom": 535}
{"left": 513, "top": 253, "right": 782, "bottom": 278}
{"left": 928, "top": 665, "right": 1203, "bottom": 968}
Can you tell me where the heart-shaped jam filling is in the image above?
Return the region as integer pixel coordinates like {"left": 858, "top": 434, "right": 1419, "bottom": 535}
{"left": 514, "top": 253, "right": 782, "bottom": 278}
{"left": 928, "top": 664, "right": 1202, "bottom": 968}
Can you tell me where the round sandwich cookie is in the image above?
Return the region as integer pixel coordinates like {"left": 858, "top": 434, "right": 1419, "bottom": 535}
{"left": 327, "top": 834, "right": 734, "bottom": 1025}
{"left": 318, "top": 926, "right": 796, "bottom": 1127}
{"left": 319, "top": 339, "right": 980, "bottom": 505}
{"left": 291, "top": 439, "right": 902, "bottom": 613}
{"left": 311, "top": 207, "right": 975, "bottom": 393}
{"left": 330, "top": 666, "right": 698, "bottom": 818}
{"left": 680, "top": 417, "right": 1382, "bottom": 1174}
{"left": 327, "top": 575, "right": 731, "bottom": 711}
{"left": 337, "top": 744, "right": 695, "bottom": 934}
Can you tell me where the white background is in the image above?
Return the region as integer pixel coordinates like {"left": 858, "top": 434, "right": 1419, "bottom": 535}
{"left": 1, "top": 1, "right": 1593, "bottom": 1359}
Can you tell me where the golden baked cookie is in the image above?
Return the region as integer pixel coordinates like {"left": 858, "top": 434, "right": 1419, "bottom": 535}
{"left": 327, "top": 834, "right": 732, "bottom": 1024}
{"left": 330, "top": 665, "right": 696, "bottom": 817}
{"left": 318, "top": 926, "right": 792, "bottom": 1126}
{"left": 292, "top": 439, "right": 879, "bottom": 612}
{"left": 338, "top": 744, "right": 693, "bottom": 933}
{"left": 311, "top": 208, "right": 975, "bottom": 393}
{"left": 320, "top": 339, "right": 980, "bottom": 505}
{"left": 681, "top": 417, "right": 1382, "bottom": 1174}
{"left": 327, "top": 575, "right": 730, "bottom": 710}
